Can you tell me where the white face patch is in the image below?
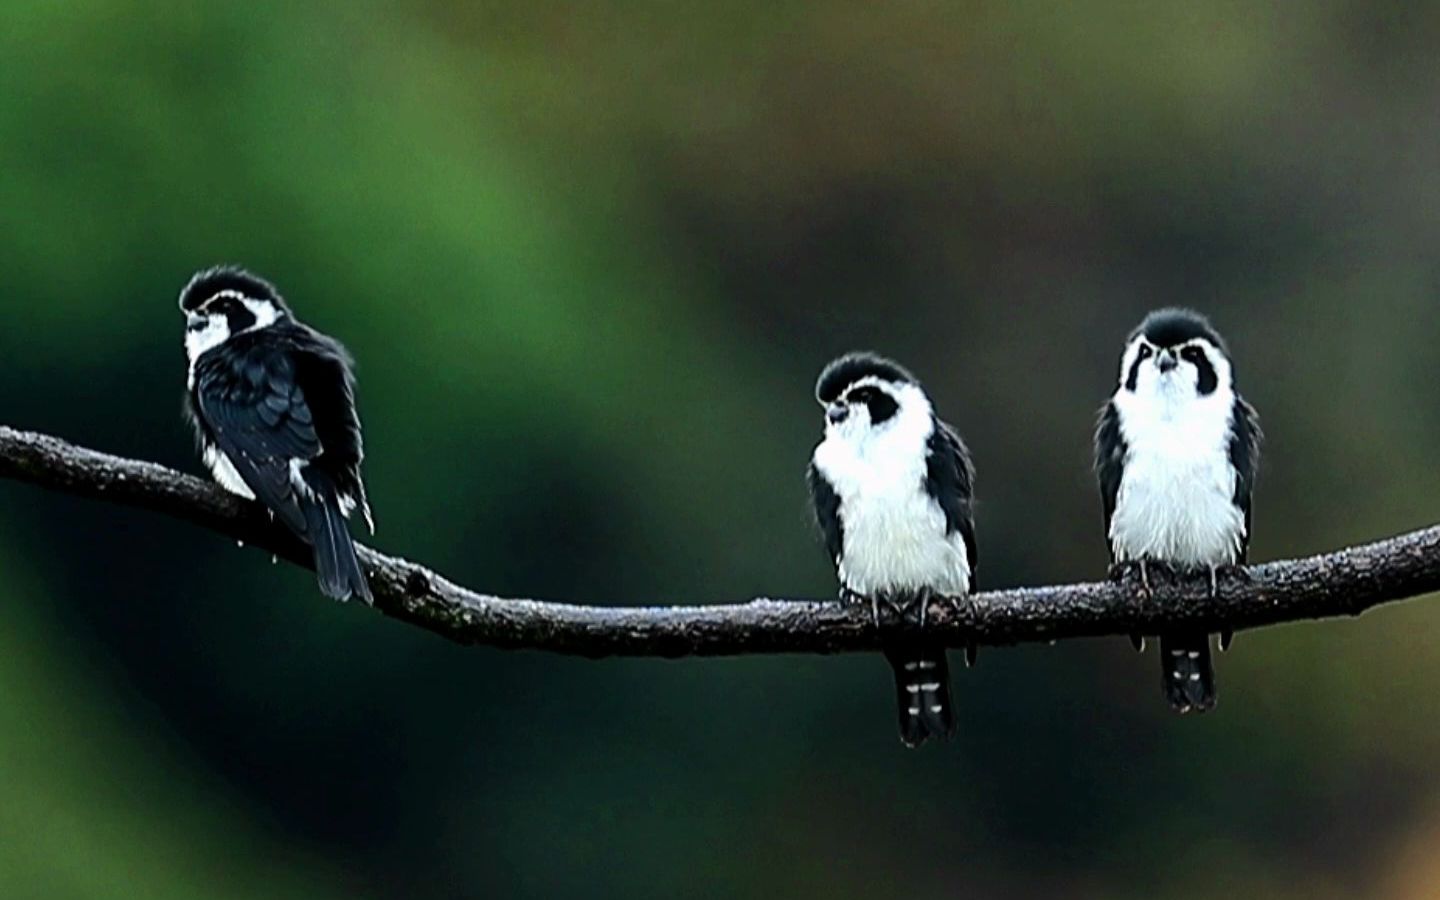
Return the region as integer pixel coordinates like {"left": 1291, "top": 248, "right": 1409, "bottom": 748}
{"left": 821, "top": 377, "right": 910, "bottom": 446}
{"left": 1120, "top": 337, "right": 1230, "bottom": 402}
{"left": 239, "top": 296, "right": 281, "bottom": 330}
{"left": 812, "top": 379, "right": 972, "bottom": 597}
{"left": 183, "top": 291, "right": 283, "bottom": 387}
{"left": 185, "top": 313, "right": 232, "bottom": 367}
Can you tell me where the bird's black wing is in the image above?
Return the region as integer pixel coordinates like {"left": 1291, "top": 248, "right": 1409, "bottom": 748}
{"left": 807, "top": 461, "right": 844, "bottom": 567}
{"left": 1094, "top": 400, "right": 1127, "bottom": 560}
{"left": 193, "top": 339, "right": 322, "bottom": 538}
{"left": 1228, "top": 394, "right": 1262, "bottom": 563}
{"left": 925, "top": 419, "right": 978, "bottom": 579}
{"left": 288, "top": 323, "right": 371, "bottom": 530}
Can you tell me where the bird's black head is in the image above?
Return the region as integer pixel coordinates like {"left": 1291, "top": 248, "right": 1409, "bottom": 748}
{"left": 814, "top": 352, "right": 922, "bottom": 431}
{"left": 1131, "top": 308, "right": 1228, "bottom": 354}
{"left": 180, "top": 266, "right": 291, "bottom": 362}
{"left": 180, "top": 266, "right": 291, "bottom": 315}
{"left": 1119, "top": 308, "right": 1233, "bottom": 398}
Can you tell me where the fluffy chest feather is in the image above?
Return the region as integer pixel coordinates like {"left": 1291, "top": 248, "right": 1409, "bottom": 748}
{"left": 813, "top": 429, "right": 970, "bottom": 597}
{"left": 1110, "top": 388, "right": 1243, "bottom": 566}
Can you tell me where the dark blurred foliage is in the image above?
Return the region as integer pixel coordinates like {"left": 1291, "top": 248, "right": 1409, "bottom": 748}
{"left": 4, "top": 2, "right": 1440, "bottom": 897}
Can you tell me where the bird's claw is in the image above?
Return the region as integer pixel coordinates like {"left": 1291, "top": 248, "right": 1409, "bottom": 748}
{"left": 1109, "top": 559, "right": 1159, "bottom": 599}
{"left": 839, "top": 588, "right": 906, "bottom": 629}
{"left": 1107, "top": 561, "right": 1132, "bottom": 584}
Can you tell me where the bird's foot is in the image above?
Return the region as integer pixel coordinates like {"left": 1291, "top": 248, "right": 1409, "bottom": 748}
{"left": 1111, "top": 560, "right": 1168, "bottom": 650}
{"left": 1141, "top": 559, "right": 1181, "bottom": 593}
{"left": 897, "top": 589, "right": 935, "bottom": 629}
{"left": 1109, "top": 559, "right": 1168, "bottom": 599}
{"left": 936, "top": 593, "right": 977, "bottom": 665}
{"left": 839, "top": 586, "right": 875, "bottom": 627}
{"left": 905, "top": 590, "right": 967, "bottom": 629}
{"left": 1214, "top": 563, "right": 1251, "bottom": 588}
{"left": 840, "top": 588, "right": 908, "bottom": 628}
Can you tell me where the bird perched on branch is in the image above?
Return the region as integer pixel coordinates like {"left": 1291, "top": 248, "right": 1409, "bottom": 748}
{"left": 180, "top": 266, "right": 373, "bottom": 602}
{"left": 1095, "top": 309, "right": 1261, "bottom": 713}
{"left": 807, "top": 352, "right": 977, "bottom": 747}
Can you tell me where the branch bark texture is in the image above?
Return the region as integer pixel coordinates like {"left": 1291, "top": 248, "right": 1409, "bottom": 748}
{"left": 2, "top": 425, "right": 1437, "bottom": 658}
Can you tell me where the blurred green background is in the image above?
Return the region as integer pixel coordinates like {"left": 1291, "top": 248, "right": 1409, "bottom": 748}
{"left": 3, "top": 1, "right": 1440, "bottom": 897}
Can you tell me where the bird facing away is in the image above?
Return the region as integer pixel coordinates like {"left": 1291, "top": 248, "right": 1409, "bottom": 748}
{"left": 808, "top": 352, "right": 977, "bottom": 747}
{"left": 1095, "top": 308, "right": 1260, "bottom": 713}
{"left": 180, "top": 266, "right": 374, "bottom": 602}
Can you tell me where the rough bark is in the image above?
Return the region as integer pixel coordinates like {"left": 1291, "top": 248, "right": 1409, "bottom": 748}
{"left": 2, "top": 425, "right": 1436, "bottom": 658}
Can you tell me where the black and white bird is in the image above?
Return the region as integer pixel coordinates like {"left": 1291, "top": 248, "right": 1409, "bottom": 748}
{"left": 807, "top": 352, "right": 977, "bottom": 747}
{"left": 180, "top": 266, "right": 374, "bottom": 603}
{"left": 1095, "top": 309, "right": 1260, "bottom": 713}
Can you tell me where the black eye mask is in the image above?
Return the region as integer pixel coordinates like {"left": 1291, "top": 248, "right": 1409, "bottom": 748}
{"left": 846, "top": 385, "right": 900, "bottom": 425}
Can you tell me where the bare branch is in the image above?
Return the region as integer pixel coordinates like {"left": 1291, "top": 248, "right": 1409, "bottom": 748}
{"left": 1, "top": 424, "right": 1437, "bottom": 658}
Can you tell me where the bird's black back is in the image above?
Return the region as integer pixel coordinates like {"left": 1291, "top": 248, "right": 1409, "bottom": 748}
{"left": 187, "top": 320, "right": 367, "bottom": 519}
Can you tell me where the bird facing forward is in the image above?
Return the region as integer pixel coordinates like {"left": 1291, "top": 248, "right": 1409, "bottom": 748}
{"left": 808, "top": 352, "right": 977, "bottom": 747}
{"left": 1095, "top": 308, "right": 1260, "bottom": 713}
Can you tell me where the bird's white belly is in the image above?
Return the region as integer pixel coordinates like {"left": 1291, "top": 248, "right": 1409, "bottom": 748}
{"left": 203, "top": 444, "right": 256, "bottom": 500}
{"left": 839, "top": 489, "right": 971, "bottom": 597}
{"left": 1110, "top": 441, "right": 1242, "bottom": 567}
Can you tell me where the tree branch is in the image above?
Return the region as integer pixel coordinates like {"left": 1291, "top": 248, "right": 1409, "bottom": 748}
{"left": 1, "top": 424, "right": 1437, "bottom": 658}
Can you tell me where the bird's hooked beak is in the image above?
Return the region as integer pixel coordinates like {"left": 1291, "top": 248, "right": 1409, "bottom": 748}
{"left": 185, "top": 312, "right": 206, "bottom": 332}
{"left": 826, "top": 402, "right": 849, "bottom": 425}
{"left": 1156, "top": 348, "right": 1179, "bottom": 373}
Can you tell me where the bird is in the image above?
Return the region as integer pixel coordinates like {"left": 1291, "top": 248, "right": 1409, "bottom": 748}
{"left": 807, "top": 352, "right": 977, "bottom": 747}
{"left": 180, "top": 266, "right": 374, "bottom": 603}
{"left": 1094, "top": 308, "right": 1260, "bottom": 713}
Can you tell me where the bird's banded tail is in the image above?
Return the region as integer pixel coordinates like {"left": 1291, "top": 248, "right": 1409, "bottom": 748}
{"left": 1160, "top": 632, "right": 1215, "bottom": 713}
{"left": 884, "top": 644, "right": 956, "bottom": 748}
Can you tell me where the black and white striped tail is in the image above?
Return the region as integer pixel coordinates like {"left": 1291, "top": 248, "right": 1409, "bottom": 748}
{"left": 1160, "top": 633, "right": 1215, "bottom": 713}
{"left": 884, "top": 644, "right": 956, "bottom": 747}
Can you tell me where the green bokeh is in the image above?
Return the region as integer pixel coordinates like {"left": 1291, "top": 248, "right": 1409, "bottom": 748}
{"left": 3, "top": 2, "right": 1440, "bottom": 897}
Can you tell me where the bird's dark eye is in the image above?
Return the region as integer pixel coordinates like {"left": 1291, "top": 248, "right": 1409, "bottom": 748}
{"left": 1181, "top": 347, "right": 1203, "bottom": 363}
{"left": 1137, "top": 345, "right": 1153, "bottom": 360}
